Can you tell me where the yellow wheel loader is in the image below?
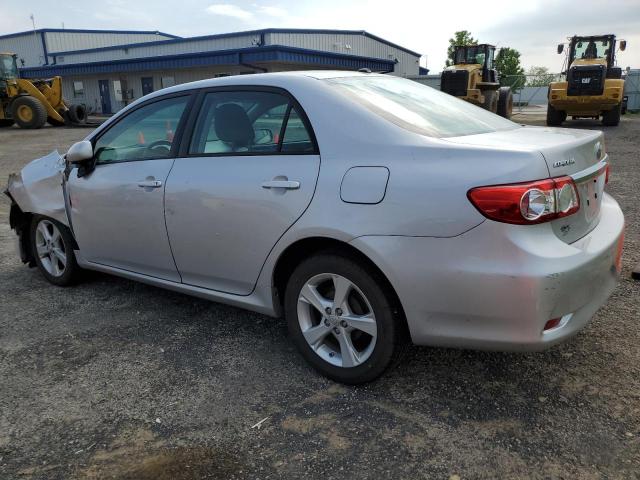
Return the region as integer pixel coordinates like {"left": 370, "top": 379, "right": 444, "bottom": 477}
{"left": 548, "top": 35, "right": 627, "bottom": 126}
{"left": 0, "top": 52, "right": 87, "bottom": 129}
{"left": 440, "top": 44, "right": 513, "bottom": 119}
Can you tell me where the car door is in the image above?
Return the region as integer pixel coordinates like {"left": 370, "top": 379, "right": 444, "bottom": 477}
{"left": 67, "top": 94, "right": 192, "bottom": 281}
{"left": 165, "top": 88, "right": 320, "bottom": 295}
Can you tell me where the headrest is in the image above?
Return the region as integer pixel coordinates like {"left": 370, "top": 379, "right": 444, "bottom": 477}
{"left": 214, "top": 103, "right": 254, "bottom": 147}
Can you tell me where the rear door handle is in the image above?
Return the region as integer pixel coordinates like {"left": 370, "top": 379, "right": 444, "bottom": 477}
{"left": 261, "top": 180, "right": 300, "bottom": 190}
{"left": 138, "top": 180, "right": 163, "bottom": 188}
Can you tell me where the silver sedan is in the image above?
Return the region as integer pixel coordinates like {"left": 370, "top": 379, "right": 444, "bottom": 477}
{"left": 5, "top": 71, "right": 625, "bottom": 383}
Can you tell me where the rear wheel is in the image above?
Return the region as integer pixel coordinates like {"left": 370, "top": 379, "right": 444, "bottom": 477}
{"left": 31, "top": 217, "right": 81, "bottom": 286}
{"left": 285, "top": 253, "right": 405, "bottom": 384}
{"left": 482, "top": 90, "right": 498, "bottom": 113}
{"left": 546, "top": 103, "right": 566, "bottom": 126}
{"left": 0, "top": 119, "right": 14, "bottom": 127}
{"left": 11, "top": 96, "right": 47, "bottom": 129}
{"left": 497, "top": 87, "right": 513, "bottom": 119}
{"left": 602, "top": 103, "right": 621, "bottom": 126}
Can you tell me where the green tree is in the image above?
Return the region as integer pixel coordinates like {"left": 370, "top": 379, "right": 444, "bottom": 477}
{"left": 445, "top": 30, "right": 477, "bottom": 67}
{"left": 495, "top": 47, "right": 525, "bottom": 90}
{"left": 526, "top": 65, "right": 556, "bottom": 87}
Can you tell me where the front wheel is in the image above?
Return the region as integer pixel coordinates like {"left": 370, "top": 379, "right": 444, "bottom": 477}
{"left": 602, "top": 103, "right": 621, "bottom": 126}
{"left": 546, "top": 103, "right": 566, "bottom": 126}
{"left": 31, "top": 216, "right": 81, "bottom": 286}
{"left": 285, "top": 253, "right": 405, "bottom": 384}
{"left": 12, "top": 96, "right": 47, "bottom": 129}
{"left": 482, "top": 90, "right": 498, "bottom": 114}
{"left": 497, "top": 87, "right": 513, "bottom": 119}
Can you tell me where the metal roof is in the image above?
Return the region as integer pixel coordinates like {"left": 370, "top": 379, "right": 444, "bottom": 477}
{"left": 0, "top": 28, "right": 180, "bottom": 40}
{"left": 19, "top": 45, "right": 396, "bottom": 78}
{"left": 47, "top": 28, "right": 421, "bottom": 57}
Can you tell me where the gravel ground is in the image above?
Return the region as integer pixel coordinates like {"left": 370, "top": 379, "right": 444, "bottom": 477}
{"left": 0, "top": 115, "right": 639, "bottom": 480}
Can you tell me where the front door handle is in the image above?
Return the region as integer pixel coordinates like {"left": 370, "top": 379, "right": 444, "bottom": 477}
{"left": 261, "top": 180, "right": 300, "bottom": 190}
{"left": 138, "top": 180, "right": 163, "bottom": 188}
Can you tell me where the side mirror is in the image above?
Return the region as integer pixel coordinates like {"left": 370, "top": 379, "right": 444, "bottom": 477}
{"left": 557, "top": 44, "right": 564, "bottom": 54}
{"left": 66, "top": 140, "right": 93, "bottom": 164}
{"left": 254, "top": 128, "right": 274, "bottom": 145}
{"left": 620, "top": 40, "right": 627, "bottom": 51}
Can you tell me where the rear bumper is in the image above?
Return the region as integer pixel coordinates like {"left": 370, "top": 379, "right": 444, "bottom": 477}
{"left": 351, "top": 193, "right": 624, "bottom": 351}
{"left": 550, "top": 86, "right": 623, "bottom": 114}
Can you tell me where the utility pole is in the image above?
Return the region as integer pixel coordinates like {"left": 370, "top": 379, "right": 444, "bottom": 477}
{"left": 30, "top": 14, "right": 36, "bottom": 31}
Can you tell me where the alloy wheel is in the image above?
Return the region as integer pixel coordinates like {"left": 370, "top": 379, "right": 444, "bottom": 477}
{"left": 297, "top": 273, "right": 378, "bottom": 368}
{"left": 35, "top": 220, "right": 67, "bottom": 277}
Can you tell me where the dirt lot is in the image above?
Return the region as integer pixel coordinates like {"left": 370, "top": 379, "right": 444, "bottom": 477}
{"left": 1, "top": 114, "right": 639, "bottom": 479}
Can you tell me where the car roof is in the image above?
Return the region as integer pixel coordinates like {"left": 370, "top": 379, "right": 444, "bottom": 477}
{"left": 157, "top": 70, "right": 384, "bottom": 95}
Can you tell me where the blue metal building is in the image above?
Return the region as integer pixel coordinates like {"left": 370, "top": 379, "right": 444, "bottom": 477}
{"left": 0, "top": 27, "right": 422, "bottom": 115}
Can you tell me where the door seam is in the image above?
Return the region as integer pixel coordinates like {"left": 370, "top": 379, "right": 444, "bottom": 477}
{"left": 162, "top": 158, "right": 183, "bottom": 283}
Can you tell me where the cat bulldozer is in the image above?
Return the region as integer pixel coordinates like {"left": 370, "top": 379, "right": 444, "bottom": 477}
{"left": 440, "top": 44, "right": 513, "bottom": 118}
{"left": 547, "top": 34, "right": 627, "bottom": 126}
{"left": 0, "top": 52, "right": 87, "bottom": 129}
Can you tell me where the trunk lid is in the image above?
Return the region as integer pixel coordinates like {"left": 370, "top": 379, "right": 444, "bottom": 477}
{"left": 445, "top": 126, "right": 607, "bottom": 243}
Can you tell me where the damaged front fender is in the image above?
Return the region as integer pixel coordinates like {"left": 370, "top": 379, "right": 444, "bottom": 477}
{"left": 5, "top": 150, "right": 69, "bottom": 227}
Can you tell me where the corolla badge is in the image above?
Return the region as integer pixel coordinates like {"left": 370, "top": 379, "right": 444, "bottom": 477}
{"left": 553, "top": 158, "right": 576, "bottom": 168}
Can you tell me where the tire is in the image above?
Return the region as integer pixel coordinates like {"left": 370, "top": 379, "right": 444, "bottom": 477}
{"left": 546, "top": 103, "right": 566, "bottom": 126}
{"left": 482, "top": 90, "right": 498, "bottom": 114}
{"left": 11, "top": 96, "right": 47, "bottom": 129}
{"left": 67, "top": 104, "right": 87, "bottom": 124}
{"left": 602, "top": 103, "right": 621, "bottom": 126}
{"left": 0, "top": 119, "right": 14, "bottom": 127}
{"left": 284, "top": 252, "right": 406, "bottom": 384}
{"left": 497, "top": 87, "right": 513, "bottom": 119}
{"left": 47, "top": 116, "right": 65, "bottom": 127}
{"left": 30, "top": 216, "right": 81, "bottom": 287}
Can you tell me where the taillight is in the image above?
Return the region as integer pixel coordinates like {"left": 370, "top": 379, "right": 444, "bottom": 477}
{"left": 468, "top": 176, "right": 580, "bottom": 225}
{"left": 605, "top": 164, "right": 610, "bottom": 184}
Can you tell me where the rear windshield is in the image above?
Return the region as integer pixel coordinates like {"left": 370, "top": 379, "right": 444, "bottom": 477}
{"left": 326, "top": 75, "right": 518, "bottom": 138}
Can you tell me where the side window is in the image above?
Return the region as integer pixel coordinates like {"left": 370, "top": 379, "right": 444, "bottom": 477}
{"left": 189, "top": 91, "right": 288, "bottom": 155}
{"left": 94, "top": 96, "right": 189, "bottom": 164}
{"left": 281, "top": 107, "right": 314, "bottom": 153}
{"left": 188, "top": 90, "right": 316, "bottom": 155}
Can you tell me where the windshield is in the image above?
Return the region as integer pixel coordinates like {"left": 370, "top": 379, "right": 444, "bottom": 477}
{"left": 0, "top": 55, "right": 18, "bottom": 79}
{"left": 326, "top": 75, "right": 517, "bottom": 138}
{"left": 454, "top": 46, "right": 486, "bottom": 65}
{"left": 572, "top": 38, "right": 611, "bottom": 61}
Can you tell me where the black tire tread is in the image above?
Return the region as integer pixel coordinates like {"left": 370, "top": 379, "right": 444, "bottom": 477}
{"left": 602, "top": 103, "right": 621, "bottom": 126}
{"left": 497, "top": 86, "right": 513, "bottom": 119}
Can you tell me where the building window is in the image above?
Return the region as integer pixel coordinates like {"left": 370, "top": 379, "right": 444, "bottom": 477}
{"left": 73, "top": 81, "right": 84, "bottom": 97}
{"left": 57, "top": 56, "right": 65, "bottom": 63}
{"left": 161, "top": 76, "right": 175, "bottom": 88}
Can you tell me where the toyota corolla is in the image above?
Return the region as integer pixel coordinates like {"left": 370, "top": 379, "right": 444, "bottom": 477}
{"left": 5, "top": 71, "right": 624, "bottom": 384}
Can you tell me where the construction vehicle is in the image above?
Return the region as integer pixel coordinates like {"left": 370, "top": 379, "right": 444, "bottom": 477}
{"left": 547, "top": 35, "right": 627, "bottom": 126}
{"left": 0, "top": 52, "right": 87, "bottom": 129}
{"left": 440, "top": 44, "right": 513, "bottom": 118}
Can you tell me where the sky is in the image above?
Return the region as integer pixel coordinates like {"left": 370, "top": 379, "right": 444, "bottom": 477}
{"left": 1, "top": 0, "right": 639, "bottom": 73}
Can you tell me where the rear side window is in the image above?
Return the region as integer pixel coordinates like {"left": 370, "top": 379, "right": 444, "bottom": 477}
{"left": 282, "top": 108, "right": 314, "bottom": 153}
{"left": 326, "top": 75, "right": 518, "bottom": 138}
{"left": 94, "top": 96, "right": 189, "bottom": 164}
{"left": 188, "top": 90, "right": 315, "bottom": 155}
